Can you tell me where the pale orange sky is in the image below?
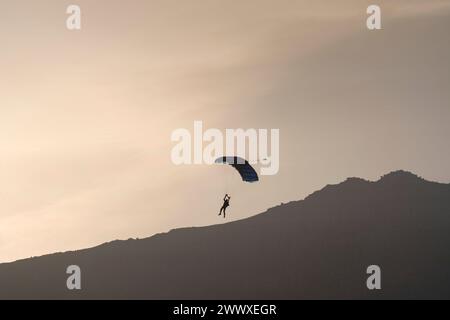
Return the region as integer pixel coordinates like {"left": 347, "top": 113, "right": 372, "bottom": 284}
{"left": 1, "top": 0, "right": 450, "bottom": 262}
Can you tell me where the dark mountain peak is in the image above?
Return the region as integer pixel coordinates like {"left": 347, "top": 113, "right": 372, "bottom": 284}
{"left": 301, "top": 171, "right": 439, "bottom": 207}
{"left": 381, "top": 169, "right": 420, "bottom": 179}
{"left": 378, "top": 170, "right": 424, "bottom": 184}
{"left": 344, "top": 176, "right": 371, "bottom": 184}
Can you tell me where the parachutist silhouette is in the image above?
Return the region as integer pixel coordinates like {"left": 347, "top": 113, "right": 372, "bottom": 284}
{"left": 219, "top": 194, "right": 231, "bottom": 218}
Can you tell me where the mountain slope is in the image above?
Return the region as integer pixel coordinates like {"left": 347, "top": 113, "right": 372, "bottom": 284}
{"left": 1, "top": 170, "right": 450, "bottom": 299}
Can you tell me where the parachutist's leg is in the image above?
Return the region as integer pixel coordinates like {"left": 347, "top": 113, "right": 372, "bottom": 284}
{"left": 223, "top": 207, "right": 226, "bottom": 218}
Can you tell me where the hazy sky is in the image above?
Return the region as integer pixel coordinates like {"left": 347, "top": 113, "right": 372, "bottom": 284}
{"left": 1, "top": 0, "right": 450, "bottom": 262}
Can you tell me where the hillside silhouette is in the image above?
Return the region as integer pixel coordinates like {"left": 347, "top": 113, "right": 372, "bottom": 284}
{"left": 1, "top": 170, "right": 450, "bottom": 299}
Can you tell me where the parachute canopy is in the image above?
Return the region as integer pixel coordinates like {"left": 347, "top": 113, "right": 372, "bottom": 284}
{"left": 215, "top": 156, "right": 259, "bottom": 183}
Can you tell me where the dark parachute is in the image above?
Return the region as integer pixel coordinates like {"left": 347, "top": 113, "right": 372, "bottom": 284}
{"left": 215, "top": 156, "right": 259, "bottom": 183}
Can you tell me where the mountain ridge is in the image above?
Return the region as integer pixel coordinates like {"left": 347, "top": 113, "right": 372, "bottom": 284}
{"left": 1, "top": 170, "right": 449, "bottom": 299}
{"left": 2, "top": 170, "right": 446, "bottom": 265}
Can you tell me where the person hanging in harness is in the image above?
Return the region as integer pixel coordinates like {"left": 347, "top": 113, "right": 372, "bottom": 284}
{"left": 219, "top": 194, "right": 231, "bottom": 218}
